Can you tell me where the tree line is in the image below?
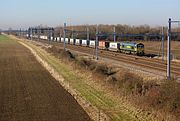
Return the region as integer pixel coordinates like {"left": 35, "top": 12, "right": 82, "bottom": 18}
{"left": 55, "top": 24, "right": 180, "bottom": 41}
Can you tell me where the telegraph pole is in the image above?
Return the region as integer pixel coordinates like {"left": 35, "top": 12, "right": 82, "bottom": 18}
{"left": 59, "top": 27, "right": 61, "bottom": 42}
{"left": 72, "top": 26, "right": 74, "bottom": 39}
{"left": 161, "top": 26, "right": 164, "bottom": 61}
{"left": 167, "top": 18, "right": 180, "bottom": 80}
{"left": 19, "top": 28, "right": 21, "bottom": 38}
{"left": 95, "top": 25, "right": 99, "bottom": 60}
{"left": 113, "top": 26, "right": 116, "bottom": 42}
{"left": 87, "top": 26, "right": 89, "bottom": 41}
{"left": 63, "top": 23, "right": 66, "bottom": 50}
{"left": 31, "top": 28, "right": 33, "bottom": 40}
{"left": 50, "top": 28, "right": 53, "bottom": 43}
{"left": 48, "top": 28, "right": 50, "bottom": 43}
{"left": 167, "top": 18, "right": 171, "bottom": 80}
{"left": 38, "top": 27, "right": 40, "bottom": 41}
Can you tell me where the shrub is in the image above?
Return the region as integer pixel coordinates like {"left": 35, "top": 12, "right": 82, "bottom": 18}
{"left": 93, "top": 64, "right": 116, "bottom": 76}
{"left": 75, "top": 57, "right": 95, "bottom": 69}
{"left": 60, "top": 50, "right": 75, "bottom": 60}
{"left": 144, "top": 80, "right": 180, "bottom": 119}
{"left": 106, "top": 70, "right": 143, "bottom": 95}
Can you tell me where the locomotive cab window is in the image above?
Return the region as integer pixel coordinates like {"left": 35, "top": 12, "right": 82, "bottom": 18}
{"left": 138, "top": 44, "right": 144, "bottom": 48}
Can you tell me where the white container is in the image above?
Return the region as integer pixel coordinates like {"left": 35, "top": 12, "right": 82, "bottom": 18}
{"left": 41, "top": 36, "right": 43, "bottom": 39}
{"left": 51, "top": 37, "right": 54, "bottom": 41}
{"left": 40, "top": 35, "right": 43, "bottom": 39}
{"left": 57, "top": 37, "right": 60, "bottom": 42}
{"left": 109, "top": 42, "right": 120, "bottom": 51}
{"left": 75, "top": 39, "right": 81, "bottom": 45}
{"left": 44, "top": 36, "right": 48, "bottom": 40}
{"left": 89, "top": 40, "right": 95, "bottom": 48}
{"left": 54, "top": 37, "right": 57, "bottom": 41}
{"left": 82, "top": 40, "right": 88, "bottom": 46}
{"left": 70, "top": 38, "right": 75, "bottom": 44}
{"left": 61, "top": 37, "right": 64, "bottom": 42}
{"left": 65, "top": 38, "right": 69, "bottom": 43}
{"left": 34, "top": 35, "right": 38, "bottom": 38}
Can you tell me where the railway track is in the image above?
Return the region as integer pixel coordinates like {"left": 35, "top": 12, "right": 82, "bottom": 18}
{"left": 105, "top": 50, "right": 180, "bottom": 69}
{"left": 36, "top": 40, "right": 180, "bottom": 77}
{"left": 66, "top": 44, "right": 180, "bottom": 76}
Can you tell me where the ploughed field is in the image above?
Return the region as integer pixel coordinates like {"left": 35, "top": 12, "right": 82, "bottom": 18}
{"left": 138, "top": 40, "right": 180, "bottom": 59}
{"left": 0, "top": 35, "right": 91, "bottom": 121}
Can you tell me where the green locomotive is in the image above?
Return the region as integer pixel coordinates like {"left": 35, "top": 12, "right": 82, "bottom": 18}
{"left": 119, "top": 42, "right": 144, "bottom": 56}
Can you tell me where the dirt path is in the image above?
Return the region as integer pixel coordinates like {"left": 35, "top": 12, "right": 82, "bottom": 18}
{"left": 0, "top": 36, "right": 91, "bottom": 121}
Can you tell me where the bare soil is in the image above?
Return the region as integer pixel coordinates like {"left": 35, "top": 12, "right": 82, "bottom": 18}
{"left": 0, "top": 36, "right": 91, "bottom": 121}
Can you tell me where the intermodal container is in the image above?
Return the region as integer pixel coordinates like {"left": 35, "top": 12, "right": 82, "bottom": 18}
{"left": 109, "top": 42, "right": 120, "bottom": 51}
{"left": 75, "top": 39, "right": 82, "bottom": 45}
{"left": 82, "top": 40, "right": 89, "bottom": 46}
{"left": 70, "top": 38, "right": 75, "bottom": 45}
{"left": 89, "top": 40, "right": 96, "bottom": 48}
{"left": 99, "top": 41, "right": 109, "bottom": 50}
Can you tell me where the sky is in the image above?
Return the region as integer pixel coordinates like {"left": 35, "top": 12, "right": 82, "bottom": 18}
{"left": 0, "top": 0, "right": 179, "bottom": 30}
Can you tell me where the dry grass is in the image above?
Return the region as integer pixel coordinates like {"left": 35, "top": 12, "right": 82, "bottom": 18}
{"left": 143, "top": 81, "right": 180, "bottom": 119}
{"left": 73, "top": 54, "right": 180, "bottom": 120}
{"left": 45, "top": 43, "right": 180, "bottom": 121}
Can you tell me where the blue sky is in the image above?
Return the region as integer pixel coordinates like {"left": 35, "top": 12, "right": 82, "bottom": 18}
{"left": 0, "top": 0, "right": 179, "bottom": 29}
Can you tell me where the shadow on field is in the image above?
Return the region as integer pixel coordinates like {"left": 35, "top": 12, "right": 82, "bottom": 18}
{"left": 144, "top": 53, "right": 158, "bottom": 58}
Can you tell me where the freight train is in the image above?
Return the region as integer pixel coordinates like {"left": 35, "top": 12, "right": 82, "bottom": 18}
{"left": 28, "top": 35, "right": 145, "bottom": 56}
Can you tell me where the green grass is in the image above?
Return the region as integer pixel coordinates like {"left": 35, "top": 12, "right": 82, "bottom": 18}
{"left": 0, "top": 35, "right": 17, "bottom": 45}
{"left": 34, "top": 45, "right": 116, "bottom": 108}
{"left": 0, "top": 35, "right": 10, "bottom": 41}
